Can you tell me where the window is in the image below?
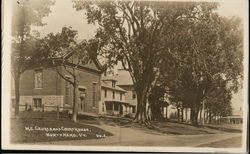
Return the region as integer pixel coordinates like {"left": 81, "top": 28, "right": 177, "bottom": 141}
{"left": 33, "top": 98, "right": 42, "bottom": 108}
{"left": 112, "top": 81, "right": 116, "bottom": 87}
{"left": 102, "top": 103, "right": 105, "bottom": 112}
{"left": 92, "top": 83, "right": 97, "bottom": 107}
{"left": 104, "top": 89, "right": 107, "bottom": 98}
{"left": 35, "top": 70, "right": 43, "bottom": 89}
{"left": 64, "top": 79, "right": 71, "bottom": 105}
{"left": 112, "top": 91, "right": 115, "bottom": 99}
{"left": 132, "top": 106, "right": 136, "bottom": 113}
{"left": 114, "top": 103, "right": 118, "bottom": 111}
{"left": 132, "top": 91, "right": 136, "bottom": 99}
{"left": 120, "top": 92, "right": 122, "bottom": 101}
{"left": 106, "top": 103, "right": 113, "bottom": 110}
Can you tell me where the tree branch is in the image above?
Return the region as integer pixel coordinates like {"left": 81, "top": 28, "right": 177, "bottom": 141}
{"left": 56, "top": 66, "right": 74, "bottom": 85}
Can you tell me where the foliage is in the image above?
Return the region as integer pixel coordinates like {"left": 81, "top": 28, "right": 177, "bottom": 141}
{"left": 73, "top": 1, "right": 243, "bottom": 125}
{"left": 72, "top": 1, "right": 210, "bottom": 124}
{"left": 159, "top": 3, "right": 243, "bottom": 125}
{"left": 11, "top": 0, "right": 55, "bottom": 116}
{"left": 205, "top": 77, "right": 233, "bottom": 117}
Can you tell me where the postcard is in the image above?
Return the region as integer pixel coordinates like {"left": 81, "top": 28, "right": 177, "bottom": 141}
{"left": 2, "top": 0, "right": 249, "bottom": 152}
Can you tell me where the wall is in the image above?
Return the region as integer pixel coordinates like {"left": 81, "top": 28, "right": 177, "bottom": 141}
{"left": 118, "top": 85, "right": 137, "bottom": 106}
{"left": 20, "top": 67, "right": 61, "bottom": 96}
{"left": 20, "top": 95, "right": 64, "bottom": 111}
{"left": 18, "top": 66, "right": 101, "bottom": 114}
{"left": 18, "top": 67, "right": 63, "bottom": 110}
{"left": 100, "top": 87, "right": 126, "bottom": 114}
{"left": 59, "top": 66, "right": 101, "bottom": 114}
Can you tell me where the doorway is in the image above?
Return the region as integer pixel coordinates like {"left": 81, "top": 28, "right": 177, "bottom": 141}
{"left": 79, "top": 97, "right": 85, "bottom": 112}
{"left": 78, "top": 88, "right": 86, "bottom": 112}
{"left": 119, "top": 105, "right": 123, "bottom": 115}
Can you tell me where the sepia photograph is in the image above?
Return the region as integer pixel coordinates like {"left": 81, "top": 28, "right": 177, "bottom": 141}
{"left": 1, "top": 0, "right": 249, "bottom": 152}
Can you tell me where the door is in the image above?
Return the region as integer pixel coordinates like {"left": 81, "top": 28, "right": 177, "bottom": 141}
{"left": 79, "top": 97, "right": 85, "bottom": 112}
{"left": 78, "top": 88, "right": 86, "bottom": 112}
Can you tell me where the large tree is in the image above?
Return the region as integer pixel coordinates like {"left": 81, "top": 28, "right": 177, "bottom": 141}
{"left": 73, "top": 1, "right": 205, "bottom": 124}
{"left": 159, "top": 4, "right": 243, "bottom": 125}
{"left": 148, "top": 85, "right": 167, "bottom": 121}
{"left": 11, "top": 0, "right": 55, "bottom": 116}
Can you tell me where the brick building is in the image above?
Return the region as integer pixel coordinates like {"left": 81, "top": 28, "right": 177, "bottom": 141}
{"left": 12, "top": 52, "right": 102, "bottom": 114}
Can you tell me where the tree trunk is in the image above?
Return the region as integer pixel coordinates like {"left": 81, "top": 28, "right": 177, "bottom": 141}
{"left": 165, "top": 106, "right": 168, "bottom": 120}
{"left": 208, "top": 109, "right": 212, "bottom": 124}
{"left": 190, "top": 106, "right": 195, "bottom": 125}
{"left": 194, "top": 108, "right": 199, "bottom": 126}
{"left": 199, "top": 108, "right": 202, "bottom": 123}
{"left": 190, "top": 104, "right": 200, "bottom": 126}
{"left": 181, "top": 108, "right": 184, "bottom": 122}
{"left": 177, "top": 108, "right": 180, "bottom": 122}
{"left": 134, "top": 92, "right": 149, "bottom": 124}
{"left": 14, "top": 74, "right": 20, "bottom": 117}
{"left": 146, "top": 104, "right": 152, "bottom": 121}
{"left": 71, "top": 84, "right": 78, "bottom": 122}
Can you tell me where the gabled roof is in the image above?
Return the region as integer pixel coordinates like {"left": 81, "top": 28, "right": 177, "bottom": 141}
{"left": 101, "top": 69, "right": 134, "bottom": 86}
{"left": 115, "top": 70, "right": 134, "bottom": 86}
{"left": 102, "top": 75, "right": 118, "bottom": 81}
{"left": 52, "top": 50, "right": 103, "bottom": 73}
{"left": 101, "top": 80, "right": 126, "bottom": 92}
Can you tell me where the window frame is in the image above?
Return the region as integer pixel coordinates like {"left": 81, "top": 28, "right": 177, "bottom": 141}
{"left": 33, "top": 98, "right": 42, "bottom": 108}
{"left": 112, "top": 91, "right": 115, "bottom": 99}
{"left": 104, "top": 89, "right": 107, "bottom": 98}
{"left": 132, "top": 91, "right": 136, "bottom": 99}
{"left": 34, "top": 69, "right": 43, "bottom": 89}
{"left": 120, "top": 92, "right": 122, "bottom": 101}
{"left": 92, "top": 82, "right": 97, "bottom": 107}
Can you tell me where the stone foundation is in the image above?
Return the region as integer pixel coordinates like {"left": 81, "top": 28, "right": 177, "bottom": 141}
{"left": 19, "top": 95, "right": 64, "bottom": 111}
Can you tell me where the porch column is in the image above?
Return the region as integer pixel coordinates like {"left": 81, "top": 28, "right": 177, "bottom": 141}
{"left": 112, "top": 102, "right": 114, "bottom": 113}
{"left": 185, "top": 108, "right": 188, "bottom": 122}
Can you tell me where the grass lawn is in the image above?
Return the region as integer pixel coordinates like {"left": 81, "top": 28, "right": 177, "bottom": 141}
{"left": 98, "top": 117, "right": 242, "bottom": 135}
{"left": 10, "top": 111, "right": 242, "bottom": 144}
{"left": 11, "top": 112, "right": 113, "bottom": 143}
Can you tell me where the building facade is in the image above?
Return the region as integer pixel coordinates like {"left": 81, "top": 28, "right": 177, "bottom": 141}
{"left": 12, "top": 53, "right": 102, "bottom": 114}
{"left": 100, "top": 76, "right": 135, "bottom": 117}
{"left": 115, "top": 69, "right": 137, "bottom": 115}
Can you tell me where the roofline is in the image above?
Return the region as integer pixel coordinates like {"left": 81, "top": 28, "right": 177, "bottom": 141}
{"left": 101, "top": 85, "right": 127, "bottom": 92}
{"left": 52, "top": 50, "right": 104, "bottom": 73}
{"left": 117, "top": 84, "right": 134, "bottom": 86}
{"left": 102, "top": 79, "right": 118, "bottom": 81}
{"left": 104, "top": 100, "right": 134, "bottom": 106}
{"left": 52, "top": 59, "right": 102, "bottom": 74}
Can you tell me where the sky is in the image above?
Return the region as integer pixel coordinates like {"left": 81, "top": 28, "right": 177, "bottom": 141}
{"left": 32, "top": 0, "right": 246, "bottom": 111}
{"left": 34, "top": 0, "right": 247, "bottom": 40}
{"left": 33, "top": 0, "right": 98, "bottom": 40}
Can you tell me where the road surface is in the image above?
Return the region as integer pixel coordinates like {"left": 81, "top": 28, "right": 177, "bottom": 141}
{"left": 32, "top": 123, "right": 242, "bottom": 148}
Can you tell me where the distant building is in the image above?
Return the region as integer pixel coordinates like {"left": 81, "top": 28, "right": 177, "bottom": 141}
{"left": 100, "top": 76, "right": 135, "bottom": 116}
{"left": 221, "top": 108, "right": 243, "bottom": 124}
{"left": 115, "top": 69, "right": 137, "bottom": 115}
